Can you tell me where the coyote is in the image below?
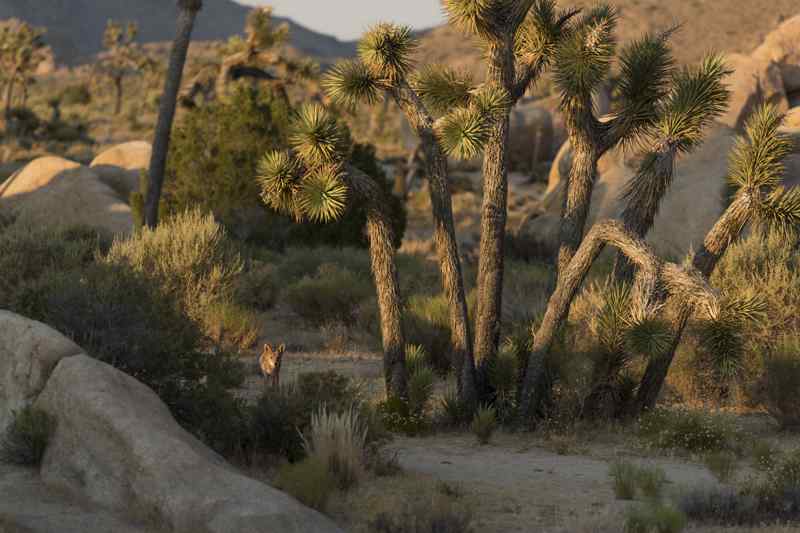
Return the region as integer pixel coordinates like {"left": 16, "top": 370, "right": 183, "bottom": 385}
{"left": 259, "top": 343, "right": 285, "bottom": 387}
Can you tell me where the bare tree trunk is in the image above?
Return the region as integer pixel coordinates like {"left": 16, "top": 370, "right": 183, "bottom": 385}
{"left": 144, "top": 5, "right": 200, "bottom": 228}
{"left": 388, "top": 82, "right": 477, "bottom": 407}
{"left": 632, "top": 195, "right": 751, "bottom": 413}
{"left": 113, "top": 76, "right": 124, "bottom": 115}
{"left": 518, "top": 220, "right": 717, "bottom": 421}
{"left": 473, "top": 40, "right": 515, "bottom": 396}
{"left": 4, "top": 71, "right": 17, "bottom": 119}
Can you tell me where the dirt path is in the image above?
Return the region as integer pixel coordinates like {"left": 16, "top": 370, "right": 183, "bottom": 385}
{"left": 387, "top": 434, "right": 719, "bottom": 532}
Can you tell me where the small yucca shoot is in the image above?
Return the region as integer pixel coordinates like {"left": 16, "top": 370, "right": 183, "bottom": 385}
{"left": 470, "top": 404, "right": 497, "bottom": 445}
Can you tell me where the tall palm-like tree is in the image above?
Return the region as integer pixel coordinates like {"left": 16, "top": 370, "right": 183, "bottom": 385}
{"left": 96, "top": 21, "right": 145, "bottom": 116}
{"left": 324, "top": 24, "right": 511, "bottom": 408}
{"left": 442, "top": 0, "right": 577, "bottom": 394}
{"left": 144, "top": 0, "right": 203, "bottom": 229}
{"left": 257, "top": 104, "right": 409, "bottom": 398}
{"left": 0, "top": 21, "right": 46, "bottom": 119}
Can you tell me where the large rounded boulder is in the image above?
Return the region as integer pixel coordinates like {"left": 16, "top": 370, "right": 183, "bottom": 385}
{"left": 0, "top": 156, "right": 133, "bottom": 235}
{"left": 90, "top": 141, "right": 152, "bottom": 200}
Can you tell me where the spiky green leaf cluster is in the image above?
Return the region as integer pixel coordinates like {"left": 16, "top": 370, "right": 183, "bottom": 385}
{"left": 611, "top": 30, "right": 675, "bottom": 148}
{"left": 295, "top": 164, "right": 349, "bottom": 223}
{"left": 257, "top": 150, "right": 302, "bottom": 217}
{"left": 652, "top": 54, "right": 731, "bottom": 154}
{"left": 358, "top": 23, "right": 418, "bottom": 81}
{"left": 246, "top": 7, "right": 288, "bottom": 50}
{"left": 729, "top": 104, "right": 793, "bottom": 191}
{"left": 435, "top": 83, "right": 510, "bottom": 160}
{"left": 289, "top": 103, "right": 351, "bottom": 167}
{"left": 323, "top": 60, "right": 383, "bottom": 110}
{"left": 516, "top": 0, "right": 574, "bottom": 68}
{"left": 755, "top": 186, "right": 800, "bottom": 238}
{"left": 410, "top": 65, "right": 474, "bottom": 116}
{"left": 553, "top": 5, "right": 618, "bottom": 99}
{"left": 442, "top": 0, "right": 511, "bottom": 39}
{"left": 625, "top": 317, "right": 672, "bottom": 358}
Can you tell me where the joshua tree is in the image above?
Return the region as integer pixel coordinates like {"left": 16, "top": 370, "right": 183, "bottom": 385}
{"left": 632, "top": 104, "right": 800, "bottom": 413}
{"left": 215, "top": 7, "right": 317, "bottom": 105}
{"left": 96, "top": 20, "right": 145, "bottom": 115}
{"left": 257, "top": 104, "right": 408, "bottom": 398}
{"left": 144, "top": 0, "right": 203, "bottom": 229}
{"left": 0, "top": 21, "right": 46, "bottom": 118}
{"left": 441, "top": 0, "right": 577, "bottom": 391}
{"left": 323, "top": 23, "right": 514, "bottom": 408}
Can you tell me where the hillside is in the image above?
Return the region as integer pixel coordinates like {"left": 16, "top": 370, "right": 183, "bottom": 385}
{"left": 416, "top": 0, "right": 800, "bottom": 77}
{"left": 0, "top": 0, "right": 355, "bottom": 65}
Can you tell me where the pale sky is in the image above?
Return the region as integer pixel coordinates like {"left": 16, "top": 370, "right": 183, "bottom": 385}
{"left": 237, "top": 0, "right": 446, "bottom": 41}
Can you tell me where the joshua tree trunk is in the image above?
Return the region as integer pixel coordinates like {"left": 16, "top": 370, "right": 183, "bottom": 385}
{"left": 345, "top": 165, "right": 409, "bottom": 398}
{"left": 144, "top": 1, "right": 202, "bottom": 228}
{"left": 113, "top": 76, "right": 124, "bottom": 115}
{"left": 473, "top": 40, "right": 515, "bottom": 395}
{"left": 4, "top": 69, "right": 18, "bottom": 119}
{"left": 632, "top": 195, "right": 750, "bottom": 413}
{"left": 389, "top": 82, "right": 477, "bottom": 408}
{"left": 519, "top": 220, "right": 717, "bottom": 421}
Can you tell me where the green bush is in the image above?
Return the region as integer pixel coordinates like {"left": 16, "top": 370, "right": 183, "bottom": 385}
{"left": 377, "top": 396, "right": 429, "bottom": 436}
{"left": 756, "top": 336, "right": 800, "bottom": 430}
{"left": 274, "top": 457, "right": 336, "bottom": 511}
{"left": 703, "top": 451, "right": 738, "bottom": 483}
{"left": 165, "top": 86, "right": 404, "bottom": 249}
{"left": 638, "top": 407, "right": 741, "bottom": 455}
{"left": 283, "top": 263, "right": 374, "bottom": 324}
{"left": 0, "top": 224, "right": 106, "bottom": 307}
{"left": 0, "top": 407, "right": 55, "bottom": 466}
{"left": 610, "top": 460, "right": 639, "bottom": 500}
{"left": 106, "top": 209, "right": 257, "bottom": 346}
{"left": 637, "top": 465, "right": 668, "bottom": 500}
{"left": 470, "top": 405, "right": 497, "bottom": 445}
{"left": 60, "top": 84, "right": 92, "bottom": 106}
{"left": 624, "top": 502, "right": 687, "bottom": 533}
{"left": 234, "top": 261, "right": 279, "bottom": 312}
{"left": 438, "top": 383, "right": 473, "bottom": 428}
{"left": 368, "top": 495, "right": 473, "bottom": 533}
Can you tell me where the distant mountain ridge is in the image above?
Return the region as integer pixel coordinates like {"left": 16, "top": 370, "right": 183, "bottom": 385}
{"left": 0, "top": 0, "right": 356, "bottom": 65}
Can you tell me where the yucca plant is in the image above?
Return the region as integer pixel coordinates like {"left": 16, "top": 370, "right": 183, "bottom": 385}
{"left": 0, "top": 20, "right": 47, "bottom": 118}
{"left": 256, "top": 104, "right": 409, "bottom": 398}
{"left": 633, "top": 104, "right": 799, "bottom": 413}
{"left": 94, "top": 20, "right": 145, "bottom": 115}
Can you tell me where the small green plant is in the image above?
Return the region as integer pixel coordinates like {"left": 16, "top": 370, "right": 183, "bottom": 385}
{"left": 274, "top": 457, "right": 336, "bottom": 511}
{"left": 470, "top": 405, "right": 497, "bottom": 445}
{"left": 283, "top": 263, "right": 374, "bottom": 325}
{"left": 757, "top": 337, "right": 800, "bottom": 430}
{"left": 368, "top": 494, "right": 472, "bottom": 533}
{"left": 625, "top": 502, "right": 687, "bottom": 533}
{"left": 636, "top": 465, "right": 668, "bottom": 500}
{"left": 438, "top": 382, "right": 473, "bottom": 428}
{"left": 638, "top": 407, "right": 740, "bottom": 454}
{"left": 407, "top": 364, "right": 435, "bottom": 416}
{"left": 302, "top": 407, "right": 367, "bottom": 490}
{"left": 703, "top": 451, "right": 738, "bottom": 483}
{"left": 0, "top": 407, "right": 55, "bottom": 466}
{"left": 610, "top": 460, "right": 639, "bottom": 500}
{"left": 436, "top": 480, "right": 464, "bottom": 499}
{"left": 60, "top": 83, "right": 92, "bottom": 105}
{"left": 377, "top": 396, "right": 429, "bottom": 436}
{"left": 750, "top": 440, "right": 781, "bottom": 471}
{"left": 489, "top": 342, "right": 520, "bottom": 424}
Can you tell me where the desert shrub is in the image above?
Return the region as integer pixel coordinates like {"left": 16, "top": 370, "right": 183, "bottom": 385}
{"left": 470, "top": 405, "right": 497, "bottom": 445}
{"left": 106, "top": 209, "right": 257, "bottom": 345}
{"left": 6, "top": 107, "right": 41, "bottom": 137}
{"left": 283, "top": 263, "right": 374, "bottom": 324}
{"left": 274, "top": 457, "right": 336, "bottom": 511}
{"left": 704, "top": 451, "right": 738, "bottom": 483}
{"left": 202, "top": 300, "right": 259, "bottom": 349}
{"left": 438, "top": 382, "right": 473, "bottom": 428}
{"left": 165, "top": 86, "right": 404, "bottom": 248}
{"left": 678, "top": 485, "right": 760, "bottom": 526}
{"left": 755, "top": 336, "right": 800, "bottom": 430}
{"left": 302, "top": 407, "right": 367, "bottom": 490}
{"left": 274, "top": 246, "right": 372, "bottom": 285}
{"left": 406, "top": 346, "right": 435, "bottom": 415}
{"left": 638, "top": 407, "right": 741, "bottom": 455}
{"left": 377, "top": 396, "right": 429, "bottom": 436}
{"left": 368, "top": 495, "right": 472, "bottom": 533}
{"left": 60, "top": 84, "right": 92, "bottom": 105}
{"left": 0, "top": 407, "right": 55, "bottom": 466}
{"left": 637, "top": 465, "right": 668, "bottom": 500}
{"left": 610, "top": 460, "right": 640, "bottom": 500}
{"left": 751, "top": 440, "right": 781, "bottom": 471}
{"left": 247, "top": 371, "right": 370, "bottom": 462}
{"left": 233, "top": 260, "right": 278, "bottom": 311}
{"left": 625, "top": 502, "right": 687, "bottom": 533}
{"left": 0, "top": 224, "right": 106, "bottom": 306}
{"left": 489, "top": 341, "right": 521, "bottom": 424}
{"left": 11, "top": 262, "right": 245, "bottom": 455}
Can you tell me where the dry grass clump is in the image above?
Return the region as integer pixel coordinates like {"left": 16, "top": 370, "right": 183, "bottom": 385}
{"left": 303, "top": 406, "right": 368, "bottom": 490}
{"left": 0, "top": 407, "right": 55, "bottom": 467}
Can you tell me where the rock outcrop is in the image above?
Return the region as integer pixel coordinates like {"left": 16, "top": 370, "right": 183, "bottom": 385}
{"left": 0, "top": 311, "right": 82, "bottom": 435}
{"left": 0, "top": 156, "right": 133, "bottom": 235}
{"left": 35, "top": 354, "right": 343, "bottom": 533}
{"left": 90, "top": 141, "right": 152, "bottom": 200}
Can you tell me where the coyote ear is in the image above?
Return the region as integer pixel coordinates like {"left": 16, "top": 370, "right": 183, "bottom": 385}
{"left": 278, "top": 343, "right": 286, "bottom": 352}
{"left": 264, "top": 343, "right": 271, "bottom": 351}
